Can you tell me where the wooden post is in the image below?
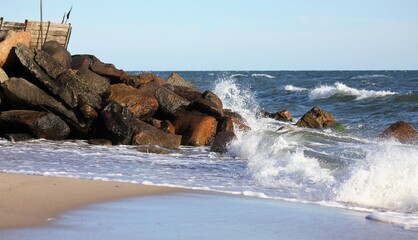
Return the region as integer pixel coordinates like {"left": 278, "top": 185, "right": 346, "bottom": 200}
{"left": 40, "top": 0, "right": 43, "bottom": 47}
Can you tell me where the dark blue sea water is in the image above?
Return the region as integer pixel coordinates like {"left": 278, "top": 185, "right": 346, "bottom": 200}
{"left": 1, "top": 71, "right": 417, "bottom": 228}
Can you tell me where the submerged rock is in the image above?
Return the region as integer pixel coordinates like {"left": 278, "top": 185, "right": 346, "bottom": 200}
{"left": 296, "top": 107, "right": 336, "bottom": 129}
{"left": 132, "top": 120, "right": 181, "bottom": 149}
{"left": 379, "top": 121, "right": 417, "bottom": 143}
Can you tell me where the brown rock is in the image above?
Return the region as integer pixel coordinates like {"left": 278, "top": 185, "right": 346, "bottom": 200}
{"left": 202, "top": 91, "right": 223, "bottom": 110}
{"left": 145, "top": 118, "right": 176, "bottom": 134}
{"left": 273, "top": 109, "right": 293, "bottom": 122}
{"left": 124, "top": 73, "right": 166, "bottom": 88}
{"left": 132, "top": 121, "right": 181, "bottom": 149}
{"left": 379, "top": 121, "right": 417, "bottom": 143}
{"left": 211, "top": 132, "right": 237, "bottom": 153}
{"left": 188, "top": 98, "right": 223, "bottom": 120}
{"left": 218, "top": 117, "right": 235, "bottom": 133}
{"left": 175, "top": 111, "right": 218, "bottom": 146}
{"left": 71, "top": 54, "right": 95, "bottom": 70}
{"left": 0, "top": 31, "right": 31, "bottom": 68}
{"left": 166, "top": 72, "right": 198, "bottom": 90}
{"left": 80, "top": 104, "right": 98, "bottom": 120}
{"left": 137, "top": 82, "right": 190, "bottom": 117}
{"left": 41, "top": 40, "right": 72, "bottom": 69}
{"left": 296, "top": 107, "right": 336, "bottom": 129}
{"left": 0, "top": 110, "right": 70, "bottom": 140}
{"left": 108, "top": 84, "right": 158, "bottom": 119}
{"left": 223, "top": 110, "right": 251, "bottom": 132}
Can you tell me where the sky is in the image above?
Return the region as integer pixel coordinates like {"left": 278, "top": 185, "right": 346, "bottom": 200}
{"left": 1, "top": 0, "right": 418, "bottom": 71}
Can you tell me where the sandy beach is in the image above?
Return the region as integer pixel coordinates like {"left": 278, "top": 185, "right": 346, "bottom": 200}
{"left": 0, "top": 173, "right": 182, "bottom": 229}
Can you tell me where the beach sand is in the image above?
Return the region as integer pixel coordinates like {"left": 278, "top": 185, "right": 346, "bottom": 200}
{"left": 0, "top": 173, "right": 182, "bottom": 229}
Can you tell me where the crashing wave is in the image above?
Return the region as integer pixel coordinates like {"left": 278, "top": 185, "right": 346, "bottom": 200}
{"left": 309, "top": 82, "right": 397, "bottom": 100}
{"left": 251, "top": 73, "right": 275, "bottom": 79}
{"left": 285, "top": 85, "right": 308, "bottom": 92}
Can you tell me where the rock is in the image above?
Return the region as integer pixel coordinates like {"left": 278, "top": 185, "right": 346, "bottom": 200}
{"left": 0, "top": 110, "right": 70, "bottom": 140}
{"left": 132, "top": 120, "right": 181, "bottom": 149}
{"left": 33, "top": 48, "right": 103, "bottom": 109}
{"left": 218, "top": 117, "right": 235, "bottom": 133}
{"left": 172, "top": 85, "right": 202, "bottom": 102}
{"left": 166, "top": 72, "right": 198, "bottom": 90}
{"left": 124, "top": 73, "right": 166, "bottom": 88}
{"left": 202, "top": 91, "right": 223, "bottom": 110}
{"left": 0, "top": 68, "right": 8, "bottom": 83}
{"left": 145, "top": 118, "right": 176, "bottom": 134}
{"left": 100, "top": 101, "right": 137, "bottom": 145}
{"left": 80, "top": 104, "right": 98, "bottom": 120}
{"left": 72, "top": 54, "right": 128, "bottom": 83}
{"left": 379, "top": 121, "right": 418, "bottom": 143}
{"left": 211, "top": 132, "right": 237, "bottom": 153}
{"left": 87, "top": 139, "right": 113, "bottom": 146}
{"left": 4, "top": 133, "right": 35, "bottom": 142}
{"left": 223, "top": 110, "right": 251, "bottom": 131}
{"left": 76, "top": 68, "right": 111, "bottom": 98}
{"left": 41, "top": 40, "right": 72, "bottom": 69}
{"left": 0, "top": 31, "right": 31, "bottom": 68}
{"left": 273, "top": 109, "right": 293, "bottom": 122}
{"left": 296, "top": 107, "right": 336, "bottom": 129}
{"left": 1, "top": 77, "right": 87, "bottom": 131}
{"left": 258, "top": 110, "right": 274, "bottom": 118}
{"left": 108, "top": 84, "right": 158, "bottom": 119}
{"left": 174, "top": 111, "right": 218, "bottom": 146}
{"left": 137, "top": 82, "right": 190, "bottom": 117}
{"left": 188, "top": 98, "right": 223, "bottom": 120}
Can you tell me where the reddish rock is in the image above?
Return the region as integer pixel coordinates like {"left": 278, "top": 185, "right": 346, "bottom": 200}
{"left": 41, "top": 40, "right": 72, "bottom": 69}
{"left": 132, "top": 120, "right": 182, "bottom": 149}
{"left": 296, "top": 107, "right": 336, "bottom": 129}
{"left": 274, "top": 109, "right": 293, "bottom": 122}
{"left": 175, "top": 111, "right": 218, "bottom": 146}
{"left": 211, "top": 132, "right": 237, "bottom": 153}
{"left": 80, "top": 104, "right": 98, "bottom": 120}
{"left": 0, "top": 110, "right": 70, "bottom": 140}
{"left": 223, "top": 110, "right": 251, "bottom": 131}
{"left": 218, "top": 117, "right": 235, "bottom": 133}
{"left": 108, "top": 84, "right": 158, "bottom": 119}
{"left": 166, "top": 72, "right": 198, "bottom": 90}
{"left": 138, "top": 82, "right": 190, "bottom": 117}
{"left": 0, "top": 30, "right": 31, "bottom": 68}
{"left": 124, "top": 73, "right": 166, "bottom": 88}
{"left": 379, "top": 121, "right": 417, "bottom": 143}
{"left": 145, "top": 118, "right": 176, "bottom": 134}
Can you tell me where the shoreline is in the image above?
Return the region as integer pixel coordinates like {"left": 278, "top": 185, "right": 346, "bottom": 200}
{"left": 0, "top": 173, "right": 185, "bottom": 229}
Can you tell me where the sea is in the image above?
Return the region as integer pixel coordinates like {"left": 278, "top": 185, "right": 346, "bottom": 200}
{"left": 1, "top": 71, "right": 417, "bottom": 230}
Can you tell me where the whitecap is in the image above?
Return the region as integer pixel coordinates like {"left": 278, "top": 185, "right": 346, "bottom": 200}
{"left": 309, "top": 82, "right": 397, "bottom": 100}
{"left": 251, "top": 73, "right": 275, "bottom": 79}
{"left": 284, "top": 85, "right": 308, "bottom": 92}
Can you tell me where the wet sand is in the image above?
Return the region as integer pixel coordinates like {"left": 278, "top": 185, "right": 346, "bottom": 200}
{"left": 0, "top": 173, "right": 183, "bottom": 229}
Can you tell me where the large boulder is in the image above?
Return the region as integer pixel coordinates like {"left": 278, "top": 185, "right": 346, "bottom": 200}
{"left": 223, "top": 109, "right": 251, "bottom": 131}
{"left": 188, "top": 98, "right": 223, "bottom": 120}
{"left": 0, "top": 30, "right": 31, "bottom": 68}
{"left": 71, "top": 54, "right": 128, "bottom": 83}
{"left": 41, "top": 40, "right": 72, "bottom": 69}
{"left": 166, "top": 72, "right": 198, "bottom": 91}
{"left": 108, "top": 84, "right": 158, "bottom": 119}
{"left": 132, "top": 121, "right": 181, "bottom": 149}
{"left": 1, "top": 77, "right": 87, "bottom": 132}
{"left": 100, "top": 101, "right": 137, "bottom": 145}
{"left": 172, "top": 85, "right": 202, "bottom": 102}
{"left": 0, "top": 110, "right": 70, "bottom": 140}
{"left": 124, "top": 73, "right": 166, "bottom": 88}
{"left": 174, "top": 111, "right": 218, "bottom": 146}
{"left": 211, "top": 132, "right": 237, "bottom": 153}
{"left": 379, "top": 121, "right": 417, "bottom": 143}
{"left": 202, "top": 91, "right": 223, "bottom": 110}
{"left": 76, "top": 68, "right": 111, "bottom": 99}
{"left": 296, "top": 107, "right": 336, "bottom": 129}
{"left": 137, "top": 82, "right": 190, "bottom": 117}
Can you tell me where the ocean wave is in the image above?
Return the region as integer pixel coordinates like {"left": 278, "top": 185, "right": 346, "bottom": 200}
{"left": 284, "top": 85, "right": 308, "bottom": 92}
{"left": 251, "top": 73, "right": 276, "bottom": 79}
{"left": 309, "top": 82, "right": 397, "bottom": 100}
{"left": 336, "top": 141, "right": 418, "bottom": 213}
{"left": 230, "top": 74, "right": 248, "bottom": 78}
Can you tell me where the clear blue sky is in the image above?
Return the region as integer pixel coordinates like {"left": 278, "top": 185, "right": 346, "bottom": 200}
{"left": 2, "top": 0, "right": 418, "bottom": 70}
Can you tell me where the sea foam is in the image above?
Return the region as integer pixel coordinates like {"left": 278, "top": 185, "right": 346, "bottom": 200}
{"left": 284, "top": 85, "right": 308, "bottom": 92}
{"left": 251, "top": 73, "right": 275, "bottom": 79}
{"left": 336, "top": 141, "right": 418, "bottom": 213}
{"left": 309, "top": 82, "right": 397, "bottom": 100}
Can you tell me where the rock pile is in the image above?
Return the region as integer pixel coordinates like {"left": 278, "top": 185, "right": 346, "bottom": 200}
{"left": 0, "top": 35, "right": 249, "bottom": 152}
